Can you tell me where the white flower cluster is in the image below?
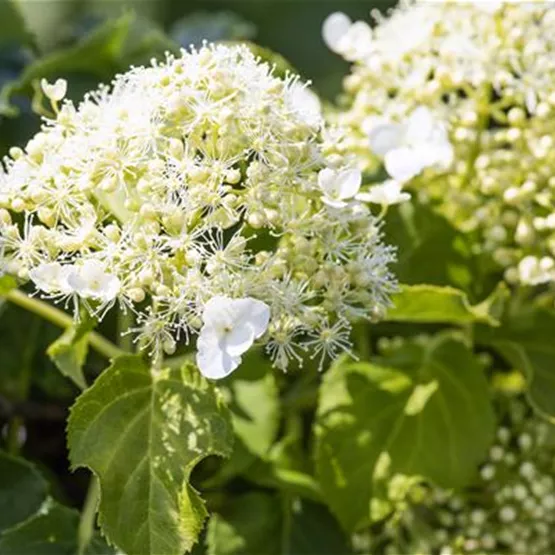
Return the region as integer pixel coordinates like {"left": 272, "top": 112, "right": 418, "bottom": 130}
{"left": 325, "top": 1, "right": 555, "bottom": 285}
{"left": 0, "top": 44, "right": 397, "bottom": 377}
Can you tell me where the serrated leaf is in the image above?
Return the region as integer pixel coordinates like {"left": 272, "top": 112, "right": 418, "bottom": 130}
{"left": 67, "top": 355, "right": 234, "bottom": 555}
{"left": 386, "top": 284, "right": 505, "bottom": 326}
{"left": 314, "top": 334, "right": 495, "bottom": 532}
{"left": 46, "top": 313, "right": 96, "bottom": 389}
{"left": 0, "top": 451, "right": 48, "bottom": 533}
{"left": 477, "top": 303, "right": 555, "bottom": 419}
{"left": 207, "top": 493, "right": 352, "bottom": 555}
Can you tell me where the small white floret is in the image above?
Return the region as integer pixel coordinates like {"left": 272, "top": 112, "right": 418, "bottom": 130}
{"left": 369, "top": 107, "right": 454, "bottom": 182}
{"left": 196, "top": 296, "right": 270, "bottom": 380}
{"left": 40, "top": 78, "right": 67, "bottom": 102}
{"left": 67, "top": 260, "right": 121, "bottom": 303}
{"left": 29, "top": 262, "right": 72, "bottom": 295}
{"left": 322, "top": 12, "right": 353, "bottom": 53}
{"left": 318, "top": 167, "right": 362, "bottom": 208}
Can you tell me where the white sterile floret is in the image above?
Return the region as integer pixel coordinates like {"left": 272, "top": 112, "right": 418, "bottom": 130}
{"left": 29, "top": 262, "right": 72, "bottom": 295}
{"left": 518, "top": 256, "right": 555, "bottom": 285}
{"left": 196, "top": 296, "right": 270, "bottom": 379}
{"left": 322, "top": 12, "right": 372, "bottom": 61}
{"left": 368, "top": 107, "right": 453, "bottom": 182}
{"left": 67, "top": 260, "right": 121, "bottom": 303}
{"left": 0, "top": 43, "right": 397, "bottom": 373}
{"left": 318, "top": 167, "right": 362, "bottom": 208}
{"left": 40, "top": 78, "right": 67, "bottom": 102}
{"left": 356, "top": 180, "right": 411, "bottom": 206}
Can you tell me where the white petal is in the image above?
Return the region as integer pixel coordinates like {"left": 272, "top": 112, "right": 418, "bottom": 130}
{"left": 356, "top": 180, "right": 411, "bottom": 206}
{"left": 233, "top": 297, "right": 271, "bottom": 338}
{"left": 201, "top": 295, "right": 233, "bottom": 328}
{"left": 224, "top": 324, "right": 255, "bottom": 357}
{"left": 322, "top": 196, "right": 349, "bottom": 209}
{"left": 384, "top": 147, "right": 425, "bottom": 182}
{"left": 318, "top": 168, "right": 339, "bottom": 197}
{"left": 322, "top": 12, "right": 352, "bottom": 53}
{"left": 196, "top": 333, "right": 241, "bottom": 380}
{"left": 368, "top": 123, "right": 404, "bottom": 155}
{"left": 336, "top": 168, "right": 362, "bottom": 199}
{"left": 405, "top": 106, "right": 435, "bottom": 144}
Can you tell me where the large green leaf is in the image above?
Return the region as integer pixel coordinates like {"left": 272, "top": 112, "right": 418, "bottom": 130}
{"left": 386, "top": 284, "right": 507, "bottom": 326}
{"left": 477, "top": 303, "right": 555, "bottom": 419}
{"left": 46, "top": 313, "right": 96, "bottom": 390}
{"left": 206, "top": 493, "right": 352, "bottom": 555}
{"left": 0, "top": 451, "right": 48, "bottom": 533}
{"left": 314, "top": 333, "right": 495, "bottom": 532}
{"left": 0, "top": 498, "right": 113, "bottom": 555}
{"left": 67, "top": 355, "right": 234, "bottom": 555}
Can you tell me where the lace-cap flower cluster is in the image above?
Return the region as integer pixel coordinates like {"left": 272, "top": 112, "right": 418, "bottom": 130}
{"left": 0, "top": 44, "right": 397, "bottom": 378}
{"left": 325, "top": 0, "right": 555, "bottom": 286}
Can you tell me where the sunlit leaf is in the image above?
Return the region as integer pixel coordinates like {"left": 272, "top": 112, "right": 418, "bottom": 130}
{"left": 315, "top": 333, "right": 495, "bottom": 532}
{"left": 67, "top": 355, "right": 234, "bottom": 555}
{"left": 386, "top": 284, "right": 507, "bottom": 326}
{"left": 477, "top": 302, "right": 555, "bottom": 419}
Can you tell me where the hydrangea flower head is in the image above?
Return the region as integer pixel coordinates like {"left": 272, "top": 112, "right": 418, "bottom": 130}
{"left": 326, "top": 1, "right": 555, "bottom": 285}
{"left": 0, "top": 43, "right": 397, "bottom": 377}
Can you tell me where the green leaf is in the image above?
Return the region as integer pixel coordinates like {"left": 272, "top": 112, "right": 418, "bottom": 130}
{"left": 209, "top": 350, "right": 280, "bottom": 484}
{"left": 0, "top": 498, "right": 113, "bottom": 555}
{"left": 314, "top": 333, "right": 495, "bottom": 532}
{"left": 386, "top": 284, "right": 507, "bottom": 326}
{"left": 67, "top": 355, "right": 234, "bottom": 555}
{"left": 206, "top": 493, "right": 352, "bottom": 555}
{"left": 0, "top": 500, "right": 78, "bottom": 555}
{"left": 0, "top": 0, "right": 35, "bottom": 48}
{"left": 46, "top": 313, "right": 96, "bottom": 390}
{"left": 0, "top": 451, "right": 48, "bottom": 533}
{"left": 384, "top": 201, "right": 479, "bottom": 295}
{"left": 477, "top": 303, "right": 555, "bottom": 419}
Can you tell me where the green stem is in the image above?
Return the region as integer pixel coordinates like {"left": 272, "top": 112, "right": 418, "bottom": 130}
{"left": 4, "top": 290, "right": 125, "bottom": 361}
{"left": 354, "top": 322, "right": 371, "bottom": 361}
{"left": 117, "top": 309, "right": 134, "bottom": 353}
{"left": 77, "top": 475, "right": 100, "bottom": 555}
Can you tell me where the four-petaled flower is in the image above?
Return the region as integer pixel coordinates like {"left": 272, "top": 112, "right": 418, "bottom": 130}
{"left": 196, "top": 296, "right": 271, "bottom": 380}
{"left": 67, "top": 260, "right": 121, "bottom": 303}
{"left": 368, "top": 107, "right": 453, "bottom": 182}
{"left": 318, "top": 167, "right": 362, "bottom": 208}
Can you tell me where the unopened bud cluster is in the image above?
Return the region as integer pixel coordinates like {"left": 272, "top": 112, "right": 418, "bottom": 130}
{"left": 381, "top": 395, "right": 555, "bottom": 555}
{"left": 0, "top": 44, "right": 397, "bottom": 370}
{"left": 326, "top": 1, "right": 555, "bottom": 285}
